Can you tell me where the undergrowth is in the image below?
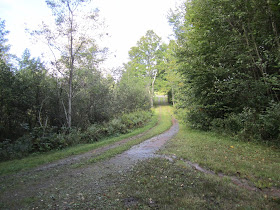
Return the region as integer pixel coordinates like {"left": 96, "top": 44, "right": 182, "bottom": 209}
{"left": 0, "top": 109, "right": 158, "bottom": 175}
{"left": 0, "top": 110, "right": 152, "bottom": 161}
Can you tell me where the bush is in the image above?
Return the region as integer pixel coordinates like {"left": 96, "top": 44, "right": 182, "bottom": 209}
{"left": 0, "top": 127, "right": 82, "bottom": 161}
{"left": 209, "top": 102, "right": 280, "bottom": 146}
{"left": 0, "top": 137, "right": 32, "bottom": 160}
{"left": 82, "top": 124, "right": 108, "bottom": 143}
{"left": 106, "top": 118, "right": 127, "bottom": 135}
{"left": 29, "top": 127, "right": 82, "bottom": 152}
{"left": 187, "top": 107, "right": 212, "bottom": 130}
{"left": 259, "top": 102, "right": 280, "bottom": 142}
{"left": 0, "top": 110, "right": 153, "bottom": 161}
{"left": 210, "top": 108, "right": 259, "bottom": 141}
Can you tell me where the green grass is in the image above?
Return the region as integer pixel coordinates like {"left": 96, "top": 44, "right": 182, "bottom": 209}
{"left": 103, "top": 158, "right": 279, "bottom": 209}
{"left": 162, "top": 125, "right": 280, "bottom": 188}
{"left": 0, "top": 111, "right": 159, "bottom": 176}
{"left": 74, "top": 105, "right": 173, "bottom": 167}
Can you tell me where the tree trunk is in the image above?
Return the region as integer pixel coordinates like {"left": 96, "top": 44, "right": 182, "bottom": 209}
{"left": 68, "top": 10, "right": 74, "bottom": 129}
{"left": 172, "top": 86, "right": 175, "bottom": 106}
{"left": 150, "top": 71, "right": 157, "bottom": 107}
{"left": 68, "top": 69, "right": 72, "bottom": 128}
{"left": 149, "top": 89, "right": 153, "bottom": 107}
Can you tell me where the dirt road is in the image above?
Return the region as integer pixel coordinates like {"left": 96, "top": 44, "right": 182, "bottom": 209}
{"left": 0, "top": 114, "right": 179, "bottom": 209}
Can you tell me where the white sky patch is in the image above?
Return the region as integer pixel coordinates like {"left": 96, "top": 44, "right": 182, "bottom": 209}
{"left": 0, "top": 0, "right": 51, "bottom": 57}
{"left": 0, "top": 0, "right": 184, "bottom": 69}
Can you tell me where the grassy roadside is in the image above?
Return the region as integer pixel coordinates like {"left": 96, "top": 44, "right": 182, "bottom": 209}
{"left": 162, "top": 124, "right": 280, "bottom": 189}
{"left": 74, "top": 105, "right": 173, "bottom": 167}
{"left": 103, "top": 158, "right": 279, "bottom": 209}
{"left": 0, "top": 109, "right": 160, "bottom": 176}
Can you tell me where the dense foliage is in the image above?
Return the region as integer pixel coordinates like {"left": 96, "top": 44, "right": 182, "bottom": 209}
{"left": 172, "top": 0, "right": 280, "bottom": 144}
{"left": 123, "top": 30, "right": 181, "bottom": 106}
{"left": 0, "top": 110, "right": 152, "bottom": 160}
{"left": 0, "top": 13, "right": 151, "bottom": 160}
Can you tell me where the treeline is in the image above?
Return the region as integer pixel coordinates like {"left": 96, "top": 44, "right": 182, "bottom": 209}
{"left": 0, "top": 18, "right": 151, "bottom": 160}
{"left": 171, "top": 0, "right": 280, "bottom": 145}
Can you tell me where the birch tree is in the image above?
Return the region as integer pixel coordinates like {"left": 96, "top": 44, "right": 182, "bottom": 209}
{"left": 33, "top": 0, "right": 103, "bottom": 128}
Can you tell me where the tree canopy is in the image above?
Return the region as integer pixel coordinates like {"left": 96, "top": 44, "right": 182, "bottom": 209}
{"left": 125, "top": 30, "right": 167, "bottom": 106}
{"left": 171, "top": 0, "right": 280, "bottom": 143}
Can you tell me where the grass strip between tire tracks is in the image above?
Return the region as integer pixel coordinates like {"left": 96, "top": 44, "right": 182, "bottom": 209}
{"left": 72, "top": 105, "right": 173, "bottom": 167}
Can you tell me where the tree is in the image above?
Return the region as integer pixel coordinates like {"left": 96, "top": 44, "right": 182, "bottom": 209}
{"left": 33, "top": 0, "right": 104, "bottom": 128}
{"left": 0, "top": 19, "right": 23, "bottom": 141}
{"left": 115, "top": 67, "right": 151, "bottom": 113}
{"left": 172, "top": 0, "right": 280, "bottom": 141}
{"left": 163, "top": 40, "right": 181, "bottom": 105}
{"left": 17, "top": 49, "right": 56, "bottom": 129}
{"left": 127, "top": 30, "right": 164, "bottom": 107}
{"left": 0, "top": 19, "right": 11, "bottom": 63}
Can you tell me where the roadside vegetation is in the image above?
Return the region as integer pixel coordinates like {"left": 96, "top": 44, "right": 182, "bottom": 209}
{"left": 100, "top": 159, "right": 279, "bottom": 209}
{"left": 163, "top": 124, "right": 280, "bottom": 189}
{"left": 90, "top": 117, "right": 280, "bottom": 209}
{"left": 12, "top": 158, "right": 278, "bottom": 209}
{"left": 0, "top": 110, "right": 153, "bottom": 161}
{"left": 1, "top": 106, "right": 279, "bottom": 209}
{"left": 0, "top": 106, "right": 172, "bottom": 175}
{"left": 84, "top": 106, "right": 173, "bottom": 165}
{"left": 0, "top": 106, "right": 175, "bottom": 209}
{"left": 170, "top": 0, "right": 280, "bottom": 146}
{"left": 92, "top": 110, "right": 280, "bottom": 209}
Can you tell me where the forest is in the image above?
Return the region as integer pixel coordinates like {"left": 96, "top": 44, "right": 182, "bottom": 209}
{"left": 1, "top": 0, "right": 280, "bottom": 161}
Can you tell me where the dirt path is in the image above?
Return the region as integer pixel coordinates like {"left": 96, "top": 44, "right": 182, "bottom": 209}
{"left": 34, "top": 125, "right": 157, "bottom": 172}
{"left": 0, "top": 114, "right": 179, "bottom": 209}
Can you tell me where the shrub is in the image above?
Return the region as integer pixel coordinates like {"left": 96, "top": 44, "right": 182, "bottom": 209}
{"left": 209, "top": 108, "right": 259, "bottom": 141}
{"left": 81, "top": 124, "right": 107, "bottom": 143}
{"left": 0, "top": 110, "right": 153, "bottom": 161}
{"left": 186, "top": 107, "right": 212, "bottom": 130}
{"left": 259, "top": 102, "right": 280, "bottom": 142}
{"left": 0, "top": 137, "right": 32, "bottom": 160}
{"left": 120, "top": 110, "right": 153, "bottom": 129}
{"left": 208, "top": 102, "right": 280, "bottom": 146}
{"left": 106, "top": 118, "right": 127, "bottom": 135}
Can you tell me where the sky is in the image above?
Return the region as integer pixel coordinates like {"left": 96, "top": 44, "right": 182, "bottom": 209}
{"left": 0, "top": 0, "right": 183, "bottom": 69}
